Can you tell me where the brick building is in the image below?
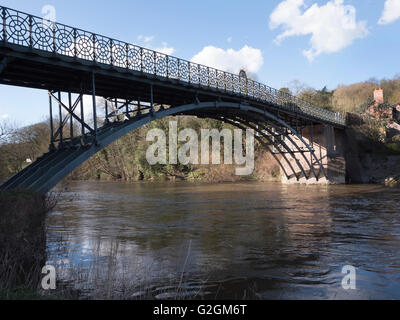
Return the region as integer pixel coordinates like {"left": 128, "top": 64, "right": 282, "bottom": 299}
{"left": 364, "top": 89, "right": 400, "bottom": 121}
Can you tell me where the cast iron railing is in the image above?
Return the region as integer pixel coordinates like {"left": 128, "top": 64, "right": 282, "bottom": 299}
{"left": 0, "top": 6, "right": 345, "bottom": 126}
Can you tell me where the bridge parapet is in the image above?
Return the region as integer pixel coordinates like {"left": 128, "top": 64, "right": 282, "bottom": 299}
{"left": 0, "top": 5, "right": 345, "bottom": 127}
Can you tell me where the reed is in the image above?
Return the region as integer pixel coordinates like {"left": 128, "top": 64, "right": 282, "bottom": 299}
{"left": 0, "top": 190, "right": 56, "bottom": 298}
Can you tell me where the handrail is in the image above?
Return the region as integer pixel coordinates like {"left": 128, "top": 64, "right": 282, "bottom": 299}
{"left": 0, "top": 6, "right": 345, "bottom": 126}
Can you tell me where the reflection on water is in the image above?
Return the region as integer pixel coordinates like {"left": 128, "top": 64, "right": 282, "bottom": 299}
{"left": 47, "top": 181, "right": 400, "bottom": 299}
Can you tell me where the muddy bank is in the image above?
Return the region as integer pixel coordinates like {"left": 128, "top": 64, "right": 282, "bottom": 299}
{"left": 359, "top": 154, "right": 400, "bottom": 186}
{"left": 344, "top": 113, "right": 400, "bottom": 186}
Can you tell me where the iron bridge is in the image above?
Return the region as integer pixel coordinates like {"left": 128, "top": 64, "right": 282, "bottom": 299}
{"left": 0, "top": 6, "right": 346, "bottom": 193}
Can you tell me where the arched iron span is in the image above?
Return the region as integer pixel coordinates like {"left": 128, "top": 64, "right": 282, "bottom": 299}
{"left": 216, "top": 116, "right": 308, "bottom": 180}
{"left": 202, "top": 113, "right": 313, "bottom": 181}
{"left": 1, "top": 101, "right": 328, "bottom": 194}
{"left": 206, "top": 117, "right": 295, "bottom": 180}
{"left": 229, "top": 113, "right": 321, "bottom": 179}
{"left": 185, "top": 103, "right": 327, "bottom": 180}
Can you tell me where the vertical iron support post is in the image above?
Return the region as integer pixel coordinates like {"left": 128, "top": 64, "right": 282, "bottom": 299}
{"left": 73, "top": 29, "right": 77, "bottom": 57}
{"left": 68, "top": 92, "right": 73, "bottom": 139}
{"left": 310, "top": 122, "right": 314, "bottom": 149}
{"left": 137, "top": 97, "right": 141, "bottom": 116}
{"left": 92, "top": 34, "right": 96, "bottom": 62}
{"left": 58, "top": 91, "right": 63, "bottom": 147}
{"left": 52, "top": 22, "right": 56, "bottom": 52}
{"left": 49, "top": 92, "right": 55, "bottom": 150}
{"left": 310, "top": 121, "right": 314, "bottom": 170}
{"left": 105, "top": 100, "right": 109, "bottom": 123}
{"left": 28, "top": 16, "right": 32, "bottom": 47}
{"left": 140, "top": 48, "right": 143, "bottom": 73}
{"left": 110, "top": 39, "right": 113, "bottom": 66}
{"left": 91, "top": 72, "right": 98, "bottom": 144}
{"left": 153, "top": 51, "right": 156, "bottom": 74}
{"left": 2, "top": 8, "right": 6, "bottom": 42}
{"left": 150, "top": 85, "right": 154, "bottom": 114}
{"left": 114, "top": 98, "right": 118, "bottom": 120}
{"left": 80, "top": 92, "right": 85, "bottom": 136}
{"left": 166, "top": 56, "right": 169, "bottom": 78}
{"left": 125, "top": 43, "right": 129, "bottom": 69}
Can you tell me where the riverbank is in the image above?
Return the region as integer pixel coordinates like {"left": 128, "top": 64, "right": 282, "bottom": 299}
{"left": 67, "top": 147, "right": 281, "bottom": 184}
{"left": 0, "top": 190, "right": 55, "bottom": 299}
{"left": 359, "top": 153, "right": 400, "bottom": 186}
{"left": 342, "top": 111, "right": 400, "bottom": 186}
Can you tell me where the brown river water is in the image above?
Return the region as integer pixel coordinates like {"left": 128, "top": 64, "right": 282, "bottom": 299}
{"left": 46, "top": 181, "right": 400, "bottom": 299}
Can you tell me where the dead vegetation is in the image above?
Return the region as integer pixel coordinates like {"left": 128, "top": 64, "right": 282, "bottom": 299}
{"left": 0, "top": 190, "right": 57, "bottom": 298}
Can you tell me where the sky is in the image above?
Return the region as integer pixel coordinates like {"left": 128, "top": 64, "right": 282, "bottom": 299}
{"left": 0, "top": 0, "right": 399, "bottom": 126}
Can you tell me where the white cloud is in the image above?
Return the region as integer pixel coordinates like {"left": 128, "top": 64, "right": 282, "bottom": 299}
{"left": 269, "top": 0, "right": 369, "bottom": 61}
{"left": 137, "top": 35, "right": 154, "bottom": 43}
{"left": 137, "top": 36, "right": 175, "bottom": 56}
{"left": 154, "top": 42, "right": 175, "bottom": 55}
{"left": 1, "top": 114, "right": 9, "bottom": 119}
{"left": 191, "top": 45, "right": 264, "bottom": 74}
{"left": 379, "top": 0, "right": 400, "bottom": 25}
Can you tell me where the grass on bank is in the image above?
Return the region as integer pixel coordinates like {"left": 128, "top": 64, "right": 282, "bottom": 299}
{"left": 0, "top": 190, "right": 56, "bottom": 299}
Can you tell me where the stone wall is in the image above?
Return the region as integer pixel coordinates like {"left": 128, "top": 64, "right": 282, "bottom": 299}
{"left": 279, "top": 124, "right": 346, "bottom": 184}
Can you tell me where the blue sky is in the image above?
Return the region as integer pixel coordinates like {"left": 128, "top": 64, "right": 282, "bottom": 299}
{"left": 0, "top": 0, "right": 399, "bottom": 126}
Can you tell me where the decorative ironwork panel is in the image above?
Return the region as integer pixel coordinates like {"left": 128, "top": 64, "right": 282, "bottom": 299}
{"left": 233, "top": 75, "right": 240, "bottom": 94}
{"left": 127, "top": 45, "right": 141, "bottom": 71}
{"left": 267, "top": 87, "right": 276, "bottom": 104}
{"left": 209, "top": 68, "right": 217, "bottom": 88}
{"left": 54, "top": 24, "right": 74, "bottom": 57}
{"left": 199, "top": 66, "right": 208, "bottom": 86}
{"left": 75, "top": 29, "right": 94, "bottom": 61}
{"left": 167, "top": 56, "right": 179, "bottom": 79}
{"left": 142, "top": 48, "right": 155, "bottom": 74}
{"left": 178, "top": 60, "right": 189, "bottom": 82}
{"left": 156, "top": 53, "right": 167, "bottom": 77}
{"left": 225, "top": 74, "right": 233, "bottom": 92}
{"left": 189, "top": 63, "right": 199, "bottom": 84}
{"left": 94, "top": 35, "right": 111, "bottom": 65}
{"left": 0, "top": 9, "right": 3, "bottom": 41}
{"left": 111, "top": 40, "right": 127, "bottom": 68}
{"left": 281, "top": 93, "right": 288, "bottom": 106}
{"left": 252, "top": 81, "right": 257, "bottom": 99}
{"left": 31, "top": 16, "right": 53, "bottom": 52}
{"left": 217, "top": 71, "right": 225, "bottom": 90}
{"left": 4, "top": 8, "right": 30, "bottom": 46}
{"left": 247, "top": 79, "right": 254, "bottom": 98}
{"left": 253, "top": 82, "right": 260, "bottom": 100}
{"left": 0, "top": 5, "right": 346, "bottom": 126}
{"left": 240, "top": 77, "right": 247, "bottom": 95}
{"left": 259, "top": 84, "right": 267, "bottom": 102}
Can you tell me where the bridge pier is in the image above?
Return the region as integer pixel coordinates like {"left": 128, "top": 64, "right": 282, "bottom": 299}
{"left": 279, "top": 124, "right": 346, "bottom": 184}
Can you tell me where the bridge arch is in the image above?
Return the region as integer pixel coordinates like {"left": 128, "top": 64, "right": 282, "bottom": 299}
{"left": 1, "top": 101, "right": 328, "bottom": 194}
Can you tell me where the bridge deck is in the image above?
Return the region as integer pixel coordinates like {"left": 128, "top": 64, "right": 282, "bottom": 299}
{"left": 0, "top": 6, "right": 345, "bottom": 128}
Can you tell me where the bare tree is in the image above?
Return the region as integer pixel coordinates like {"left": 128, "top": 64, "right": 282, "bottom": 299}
{"left": 287, "top": 80, "right": 311, "bottom": 97}
{"left": 0, "top": 119, "right": 16, "bottom": 144}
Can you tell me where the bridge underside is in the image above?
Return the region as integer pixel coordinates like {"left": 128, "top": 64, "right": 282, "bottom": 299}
{"left": 0, "top": 47, "right": 347, "bottom": 194}
{"left": 0, "top": 99, "right": 345, "bottom": 194}
{"left": 188, "top": 108, "right": 346, "bottom": 185}
{"left": 0, "top": 40, "right": 343, "bottom": 129}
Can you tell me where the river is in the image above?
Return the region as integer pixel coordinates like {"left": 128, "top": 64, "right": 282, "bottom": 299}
{"left": 46, "top": 181, "right": 400, "bottom": 299}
